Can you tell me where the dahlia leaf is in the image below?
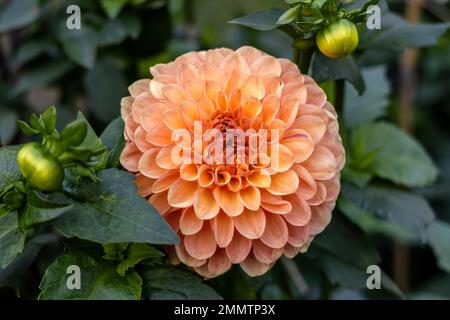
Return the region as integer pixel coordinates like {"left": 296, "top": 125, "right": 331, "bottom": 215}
{"left": 39, "top": 250, "right": 142, "bottom": 300}
{"left": 312, "top": 53, "right": 365, "bottom": 94}
{"left": 100, "top": 117, "right": 125, "bottom": 168}
{"left": 117, "top": 243, "right": 164, "bottom": 276}
{"left": 142, "top": 265, "right": 222, "bottom": 300}
{"left": 0, "top": 233, "right": 57, "bottom": 296}
{"left": 50, "top": 168, "right": 179, "bottom": 245}
{"left": 0, "top": 211, "right": 26, "bottom": 269}
{"left": 351, "top": 122, "right": 439, "bottom": 187}
{"left": 344, "top": 66, "right": 390, "bottom": 128}
{"left": 229, "top": 8, "right": 285, "bottom": 31}
{"left": 56, "top": 26, "right": 98, "bottom": 69}
{"left": 359, "top": 12, "right": 450, "bottom": 66}
{"left": 427, "top": 220, "right": 450, "bottom": 273}
{"left": 0, "top": 147, "right": 21, "bottom": 190}
{"left": 0, "top": 0, "right": 39, "bottom": 33}
{"left": 341, "top": 183, "right": 435, "bottom": 241}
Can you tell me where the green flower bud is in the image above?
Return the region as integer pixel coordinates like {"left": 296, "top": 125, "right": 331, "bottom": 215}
{"left": 316, "top": 19, "right": 359, "bottom": 59}
{"left": 17, "top": 142, "right": 64, "bottom": 192}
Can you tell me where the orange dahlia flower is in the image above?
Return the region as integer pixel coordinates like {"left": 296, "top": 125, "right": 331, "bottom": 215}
{"left": 120, "top": 46, "right": 345, "bottom": 278}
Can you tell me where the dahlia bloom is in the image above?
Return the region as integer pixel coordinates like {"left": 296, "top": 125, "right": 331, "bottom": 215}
{"left": 120, "top": 46, "right": 345, "bottom": 278}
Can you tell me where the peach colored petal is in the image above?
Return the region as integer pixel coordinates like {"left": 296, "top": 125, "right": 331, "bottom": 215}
{"left": 198, "top": 165, "right": 214, "bottom": 187}
{"left": 129, "top": 79, "right": 150, "bottom": 97}
{"left": 267, "top": 170, "right": 299, "bottom": 195}
{"left": 135, "top": 173, "right": 154, "bottom": 197}
{"left": 260, "top": 190, "right": 292, "bottom": 214}
{"left": 180, "top": 163, "right": 199, "bottom": 181}
{"left": 241, "top": 75, "right": 265, "bottom": 100}
{"left": 305, "top": 83, "right": 327, "bottom": 107}
{"left": 121, "top": 96, "right": 133, "bottom": 120}
{"left": 146, "top": 125, "right": 173, "bottom": 147}
{"left": 246, "top": 171, "right": 271, "bottom": 188}
{"left": 138, "top": 148, "right": 166, "bottom": 178}
{"left": 210, "top": 211, "right": 234, "bottom": 248}
{"left": 292, "top": 165, "right": 317, "bottom": 201}
{"left": 260, "top": 213, "right": 288, "bottom": 249}
{"left": 278, "top": 94, "right": 301, "bottom": 127}
{"left": 302, "top": 145, "right": 337, "bottom": 180}
{"left": 307, "top": 181, "right": 327, "bottom": 206}
{"left": 134, "top": 126, "right": 153, "bottom": 152}
{"left": 162, "top": 84, "right": 185, "bottom": 105}
{"left": 163, "top": 210, "right": 181, "bottom": 233}
{"left": 155, "top": 146, "right": 179, "bottom": 170}
{"left": 226, "top": 231, "right": 252, "bottom": 264}
{"left": 220, "top": 52, "right": 250, "bottom": 74}
{"left": 283, "top": 243, "right": 303, "bottom": 258}
{"left": 167, "top": 179, "right": 197, "bottom": 208}
{"left": 233, "top": 209, "right": 266, "bottom": 240}
{"left": 194, "top": 188, "right": 220, "bottom": 220}
{"left": 262, "top": 94, "right": 280, "bottom": 125}
{"left": 241, "top": 96, "right": 262, "bottom": 119}
{"left": 238, "top": 186, "right": 261, "bottom": 211}
{"left": 176, "top": 63, "right": 198, "bottom": 86}
{"left": 162, "top": 109, "right": 185, "bottom": 130}
{"left": 253, "top": 240, "right": 284, "bottom": 264}
{"left": 283, "top": 193, "right": 312, "bottom": 226}
{"left": 240, "top": 253, "right": 274, "bottom": 277}
{"left": 185, "top": 80, "right": 203, "bottom": 101}
{"left": 250, "top": 55, "right": 282, "bottom": 77}
{"left": 213, "top": 186, "right": 244, "bottom": 217}
{"left": 281, "top": 129, "right": 315, "bottom": 163}
{"left": 270, "top": 143, "right": 295, "bottom": 173}
{"left": 292, "top": 115, "right": 327, "bottom": 144}
{"left": 180, "top": 100, "right": 201, "bottom": 122}
{"left": 139, "top": 102, "right": 167, "bottom": 131}
{"left": 184, "top": 224, "right": 217, "bottom": 260}
{"left": 287, "top": 224, "right": 310, "bottom": 247}
{"left": 120, "top": 142, "right": 142, "bottom": 172}
{"left": 152, "top": 170, "right": 179, "bottom": 193}
{"left": 309, "top": 203, "right": 333, "bottom": 235}
{"left": 149, "top": 191, "right": 170, "bottom": 214}
{"left": 207, "top": 249, "right": 232, "bottom": 276}
{"left": 180, "top": 207, "right": 203, "bottom": 235}
{"left": 235, "top": 46, "right": 264, "bottom": 63}
{"left": 199, "top": 63, "right": 225, "bottom": 83}
{"left": 323, "top": 175, "right": 340, "bottom": 202}
{"left": 176, "top": 240, "right": 207, "bottom": 267}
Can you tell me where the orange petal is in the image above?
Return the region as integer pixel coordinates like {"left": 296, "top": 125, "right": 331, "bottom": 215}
{"left": 238, "top": 186, "right": 261, "bottom": 211}
{"left": 283, "top": 193, "right": 312, "bottom": 226}
{"left": 307, "top": 181, "right": 327, "bottom": 206}
{"left": 323, "top": 175, "right": 340, "bottom": 202}
{"left": 121, "top": 96, "right": 133, "bottom": 119}
{"left": 135, "top": 173, "right": 154, "bottom": 197}
{"left": 120, "top": 142, "right": 141, "bottom": 172}
{"left": 220, "top": 52, "right": 250, "bottom": 74}
{"left": 138, "top": 148, "right": 166, "bottom": 178}
{"left": 246, "top": 171, "right": 271, "bottom": 188}
{"left": 180, "top": 100, "right": 201, "bottom": 122}
{"left": 139, "top": 101, "right": 166, "bottom": 131}
{"left": 198, "top": 165, "right": 215, "bottom": 188}
{"left": 152, "top": 170, "right": 179, "bottom": 193}
{"left": 262, "top": 94, "right": 280, "bottom": 125}
{"left": 210, "top": 212, "right": 234, "bottom": 248}
{"left": 185, "top": 80, "right": 203, "bottom": 101}
{"left": 134, "top": 126, "right": 154, "bottom": 152}
{"left": 199, "top": 63, "right": 225, "bottom": 83}
{"left": 180, "top": 207, "right": 203, "bottom": 235}
{"left": 213, "top": 186, "right": 244, "bottom": 217}
{"left": 241, "top": 75, "right": 265, "bottom": 100}
{"left": 308, "top": 203, "right": 333, "bottom": 236}
{"left": 180, "top": 163, "right": 199, "bottom": 181}
{"left": 146, "top": 125, "right": 173, "bottom": 147}
{"left": 226, "top": 231, "right": 252, "bottom": 264}
{"left": 233, "top": 209, "right": 266, "bottom": 240}
{"left": 240, "top": 253, "right": 274, "bottom": 277}
{"left": 267, "top": 170, "right": 299, "bottom": 195}
{"left": 207, "top": 249, "right": 232, "bottom": 276}
{"left": 278, "top": 94, "right": 301, "bottom": 127}
{"left": 269, "top": 143, "right": 295, "bottom": 172}
{"left": 252, "top": 239, "right": 284, "bottom": 264}
{"left": 260, "top": 213, "right": 288, "bottom": 249}
{"left": 156, "top": 145, "right": 179, "bottom": 169}
{"left": 167, "top": 179, "right": 197, "bottom": 208}
{"left": 305, "top": 83, "right": 327, "bottom": 107}
{"left": 149, "top": 191, "right": 170, "bottom": 214}
{"left": 194, "top": 188, "right": 220, "bottom": 220}
{"left": 184, "top": 224, "right": 217, "bottom": 260}
{"left": 241, "top": 96, "right": 262, "bottom": 119}
{"left": 292, "top": 115, "right": 327, "bottom": 144}
{"left": 176, "top": 63, "right": 198, "bottom": 86}
{"left": 302, "top": 145, "right": 337, "bottom": 180}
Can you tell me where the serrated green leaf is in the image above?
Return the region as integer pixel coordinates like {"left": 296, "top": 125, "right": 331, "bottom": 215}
{"left": 427, "top": 220, "right": 450, "bottom": 273}
{"left": 117, "top": 244, "right": 164, "bottom": 276}
{"left": 0, "top": 0, "right": 39, "bottom": 32}
{"left": 277, "top": 5, "right": 300, "bottom": 25}
{"left": 344, "top": 66, "right": 390, "bottom": 128}
{"left": 0, "top": 147, "right": 21, "bottom": 190}
{"left": 100, "top": 117, "right": 125, "bottom": 168}
{"left": 39, "top": 250, "right": 142, "bottom": 300}
{"left": 351, "top": 122, "right": 438, "bottom": 187}
{"left": 51, "top": 168, "right": 179, "bottom": 245}
{"left": 0, "top": 212, "right": 26, "bottom": 269}
{"left": 229, "top": 8, "right": 284, "bottom": 31}
{"left": 142, "top": 265, "right": 222, "bottom": 300}
{"left": 312, "top": 53, "right": 365, "bottom": 94}
{"left": 341, "top": 183, "right": 435, "bottom": 241}
{"left": 19, "top": 190, "right": 73, "bottom": 230}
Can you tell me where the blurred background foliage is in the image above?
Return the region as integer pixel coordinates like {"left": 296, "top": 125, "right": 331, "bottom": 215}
{"left": 0, "top": 0, "right": 450, "bottom": 300}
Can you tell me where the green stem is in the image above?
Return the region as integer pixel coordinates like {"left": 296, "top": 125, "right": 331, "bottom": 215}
{"left": 299, "top": 49, "right": 313, "bottom": 75}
